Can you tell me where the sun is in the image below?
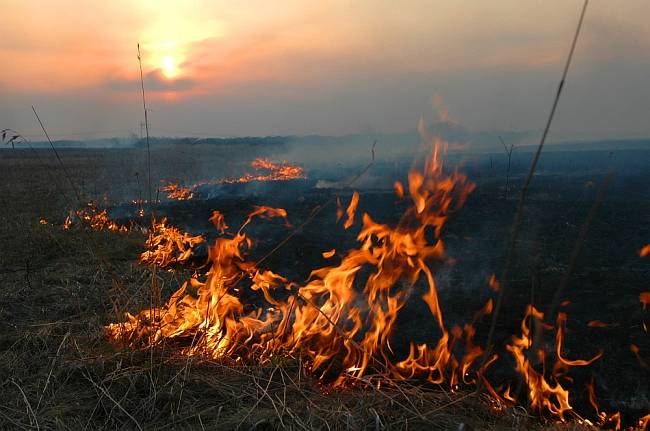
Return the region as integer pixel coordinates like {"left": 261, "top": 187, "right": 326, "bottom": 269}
{"left": 161, "top": 55, "right": 179, "bottom": 79}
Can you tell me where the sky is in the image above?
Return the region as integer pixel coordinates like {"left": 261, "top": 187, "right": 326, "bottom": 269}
{"left": 0, "top": 0, "right": 649, "bottom": 142}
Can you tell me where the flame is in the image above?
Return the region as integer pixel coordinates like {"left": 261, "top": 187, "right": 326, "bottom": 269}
{"left": 209, "top": 210, "right": 228, "bottom": 234}
{"left": 641, "top": 292, "right": 650, "bottom": 311}
{"left": 161, "top": 182, "right": 194, "bottom": 200}
{"left": 342, "top": 191, "right": 359, "bottom": 229}
{"left": 639, "top": 244, "right": 650, "bottom": 258}
{"left": 394, "top": 181, "right": 404, "bottom": 198}
{"left": 488, "top": 274, "right": 501, "bottom": 292}
{"left": 61, "top": 202, "right": 130, "bottom": 233}
{"left": 336, "top": 196, "right": 343, "bottom": 222}
{"left": 160, "top": 158, "right": 306, "bottom": 200}
{"left": 555, "top": 312, "right": 602, "bottom": 367}
{"left": 586, "top": 379, "right": 622, "bottom": 430}
{"left": 63, "top": 216, "right": 72, "bottom": 230}
{"left": 505, "top": 305, "right": 602, "bottom": 421}
{"left": 39, "top": 217, "right": 48, "bottom": 225}
{"left": 220, "top": 158, "right": 306, "bottom": 184}
{"left": 104, "top": 140, "right": 648, "bottom": 427}
{"left": 242, "top": 206, "right": 291, "bottom": 230}
{"left": 139, "top": 217, "right": 205, "bottom": 268}
{"left": 638, "top": 413, "right": 650, "bottom": 430}
{"left": 630, "top": 344, "right": 649, "bottom": 370}
{"left": 108, "top": 141, "right": 483, "bottom": 389}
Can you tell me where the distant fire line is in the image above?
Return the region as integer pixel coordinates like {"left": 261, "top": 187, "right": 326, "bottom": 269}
{"left": 162, "top": 157, "right": 306, "bottom": 201}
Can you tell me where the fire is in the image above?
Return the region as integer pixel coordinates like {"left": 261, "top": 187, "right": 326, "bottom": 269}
{"left": 159, "top": 158, "right": 306, "bottom": 201}
{"left": 108, "top": 142, "right": 483, "bottom": 389}
{"left": 641, "top": 249, "right": 650, "bottom": 336}
{"left": 139, "top": 217, "right": 205, "bottom": 268}
{"left": 630, "top": 344, "right": 649, "bottom": 370}
{"left": 209, "top": 210, "right": 228, "bottom": 233}
{"left": 587, "top": 379, "right": 622, "bottom": 430}
{"left": 488, "top": 273, "right": 501, "bottom": 292}
{"left": 161, "top": 181, "right": 194, "bottom": 200}
{"left": 504, "top": 306, "right": 602, "bottom": 421}
{"left": 639, "top": 244, "right": 650, "bottom": 258}
{"left": 243, "top": 205, "right": 291, "bottom": 229}
{"left": 639, "top": 414, "right": 650, "bottom": 430}
{"left": 63, "top": 216, "right": 72, "bottom": 230}
{"left": 62, "top": 201, "right": 130, "bottom": 233}
{"left": 505, "top": 306, "right": 571, "bottom": 420}
{"left": 220, "top": 158, "right": 306, "bottom": 184}
{"left": 105, "top": 143, "right": 650, "bottom": 428}
{"left": 342, "top": 191, "right": 359, "bottom": 229}
{"left": 639, "top": 292, "right": 650, "bottom": 311}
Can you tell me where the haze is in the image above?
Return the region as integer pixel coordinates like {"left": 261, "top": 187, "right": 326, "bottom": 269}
{"left": 1, "top": 1, "right": 648, "bottom": 142}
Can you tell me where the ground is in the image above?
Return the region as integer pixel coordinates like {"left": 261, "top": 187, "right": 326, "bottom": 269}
{"left": 0, "top": 143, "right": 648, "bottom": 430}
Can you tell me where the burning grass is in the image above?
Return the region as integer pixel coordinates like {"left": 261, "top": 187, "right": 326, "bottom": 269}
{"left": 161, "top": 158, "right": 306, "bottom": 201}
{"left": 0, "top": 224, "right": 584, "bottom": 430}
{"left": 103, "top": 142, "right": 648, "bottom": 429}
{"left": 107, "top": 143, "right": 480, "bottom": 387}
{"left": 1, "top": 142, "right": 649, "bottom": 430}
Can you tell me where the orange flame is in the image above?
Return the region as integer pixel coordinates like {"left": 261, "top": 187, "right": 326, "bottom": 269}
{"left": 639, "top": 244, "right": 650, "bottom": 258}
{"left": 242, "top": 206, "right": 291, "bottom": 230}
{"left": 505, "top": 306, "right": 602, "bottom": 421}
{"left": 587, "top": 379, "right": 622, "bottom": 430}
{"left": 139, "top": 217, "right": 205, "bottom": 268}
{"left": 641, "top": 292, "right": 650, "bottom": 311}
{"left": 342, "top": 192, "right": 359, "bottom": 229}
{"left": 638, "top": 413, "right": 650, "bottom": 430}
{"left": 218, "top": 158, "right": 306, "bottom": 185}
{"left": 104, "top": 140, "right": 644, "bottom": 426}
{"left": 62, "top": 202, "right": 130, "bottom": 233}
{"left": 161, "top": 182, "right": 194, "bottom": 200}
{"left": 394, "top": 181, "right": 404, "bottom": 199}
{"left": 336, "top": 196, "right": 343, "bottom": 222}
{"left": 108, "top": 141, "right": 482, "bottom": 390}
{"left": 209, "top": 210, "right": 228, "bottom": 234}
{"left": 488, "top": 274, "right": 501, "bottom": 292}
{"left": 630, "top": 344, "right": 649, "bottom": 370}
{"left": 161, "top": 158, "right": 306, "bottom": 200}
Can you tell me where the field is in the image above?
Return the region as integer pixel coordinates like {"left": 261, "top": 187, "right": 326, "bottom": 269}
{"left": 0, "top": 140, "right": 648, "bottom": 430}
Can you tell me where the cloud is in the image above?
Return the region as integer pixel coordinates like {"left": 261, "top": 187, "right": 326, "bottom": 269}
{"left": 2, "top": 1, "right": 650, "bottom": 139}
{"left": 105, "top": 70, "right": 197, "bottom": 93}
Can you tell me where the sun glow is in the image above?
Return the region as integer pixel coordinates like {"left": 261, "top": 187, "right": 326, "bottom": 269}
{"left": 162, "top": 55, "right": 179, "bottom": 79}
{"left": 138, "top": 10, "right": 226, "bottom": 83}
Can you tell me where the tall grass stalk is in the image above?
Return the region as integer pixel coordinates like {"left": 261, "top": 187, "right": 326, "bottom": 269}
{"left": 137, "top": 43, "right": 152, "bottom": 204}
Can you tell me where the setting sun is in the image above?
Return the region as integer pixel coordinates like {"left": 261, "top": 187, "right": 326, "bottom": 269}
{"left": 161, "top": 55, "right": 178, "bottom": 79}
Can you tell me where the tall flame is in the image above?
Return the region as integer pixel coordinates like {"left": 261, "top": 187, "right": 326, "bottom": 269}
{"left": 105, "top": 143, "right": 650, "bottom": 427}
{"left": 108, "top": 142, "right": 482, "bottom": 389}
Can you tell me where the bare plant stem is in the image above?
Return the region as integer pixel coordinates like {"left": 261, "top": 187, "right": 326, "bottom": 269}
{"left": 500, "top": 136, "right": 514, "bottom": 200}
{"left": 137, "top": 43, "right": 152, "bottom": 204}
{"left": 477, "top": 0, "right": 589, "bottom": 390}
{"left": 537, "top": 173, "right": 613, "bottom": 344}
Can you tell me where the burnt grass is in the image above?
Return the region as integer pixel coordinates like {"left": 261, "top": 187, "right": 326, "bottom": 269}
{"left": 0, "top": 144, "right": 648, "bottom": 430}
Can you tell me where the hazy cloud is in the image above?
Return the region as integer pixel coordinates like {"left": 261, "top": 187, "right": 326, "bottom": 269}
{"left": 106, "top": 70, "right": 197, "bottom": 93}
{"left": 1, "top": 1, "right": 649, "bottom": 141}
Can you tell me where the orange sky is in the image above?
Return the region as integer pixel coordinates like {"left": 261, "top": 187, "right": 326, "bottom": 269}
{"left": 1, "top": 1, "right": 649, "bottom": 140}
